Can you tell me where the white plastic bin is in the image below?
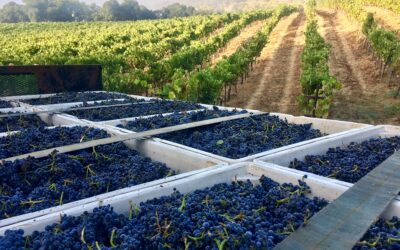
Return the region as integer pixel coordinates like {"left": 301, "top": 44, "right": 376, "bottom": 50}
{"left": 254, "top": 125, "right": 400, "bottom": 167}
{"left": 0, "top": 124, "right": 225, "bottom": 228}
{"left": 99, "top": 108, "right": 372, "bottom": 164}
{"left": 2, "top": 161, "right": 399, "bottom": 236}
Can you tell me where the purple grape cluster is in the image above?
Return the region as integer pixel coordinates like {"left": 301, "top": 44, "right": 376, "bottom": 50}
{"left": 354, "top": 217, "right": 400, "bottom": 250}
{"left": 149, "top": 114, "right": 323, "bottom": 159}
{"left": 0, "top": 113, "right": 47, "bottom": 133}
{"left": 0, "top": 142, "right": 174, "bottom": 220}
{"left": 23, "top": 92, "right": 131, "bottom": 105}
{"left": 67, "top": 100, "right": 203, "bottom": 122}
{"left": 0, "top": 176, "right": 328, "bottom": 249}
{"left": 0, "top": 100, "right": 12, "bottom": 109}
{"left": 0, "top": 126, "right": 109, "bottom": 159}
{"left": 289, "top": 137, "right": 400, "bottom": 183}
{"left": 118, "top": 107, "right": 245, "bottom": 132}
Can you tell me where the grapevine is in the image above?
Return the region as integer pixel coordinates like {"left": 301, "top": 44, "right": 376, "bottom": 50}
{"left": 321, "top": 0, "right": 400, "bottom": 98}
{"left": 298, "top": 0, "right": 341, "bottom": 118}
{"left": 0, "top": 14, "right": 237, "bottom": 95}
{"left": 164, "top": 6, "right": 297, "bottom": 104}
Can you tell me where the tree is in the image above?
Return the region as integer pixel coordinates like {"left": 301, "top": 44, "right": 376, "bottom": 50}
{"left": 160, "top": 3, "right": 197, "bottom": 18}
{"left": 137, "top": 4, "right": 156, "bottom": 20}
{"left": 98, "top": 0, "right": 155, "bottom": 21}
{"left": 99, "top": 0, "right": 120, "bottom": 21}
{"left": 22, "top": 0, "right": 49, "bottom": 22}
{"left": 81, "top": 3, "right": 100, "bottom": 21}
{"left": 46, "top": 0, "right": 91, "bottom": 21}
{"left": 0, "top": 0, "right": 194, "bottom": 23}
{"left": 0, "top": 2, "right": 30, "bottom": 23}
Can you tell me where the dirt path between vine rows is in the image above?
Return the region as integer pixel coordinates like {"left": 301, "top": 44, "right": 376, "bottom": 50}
{"left": 364, "top": 6, "right": 400, "bottom": 38}
{"left": 211, "top": 20, "right": 265, "bottom": 65}
{"left": 226, "top": 12, "right": 305, "bottom": 115}
{"left": 316, "top": 10, "right": 368, "bottom": 93}
{"left": 316, "top": 9, "right": 400, "bottom": 125}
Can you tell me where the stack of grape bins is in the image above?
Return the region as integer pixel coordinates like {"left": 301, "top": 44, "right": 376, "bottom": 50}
{"left": 1, "top": 91, "right": 398, "bottom": 249}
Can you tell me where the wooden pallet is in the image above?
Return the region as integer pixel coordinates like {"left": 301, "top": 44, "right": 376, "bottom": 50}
{"left": 275, "top": 151, "right": 400, "bottom": 250}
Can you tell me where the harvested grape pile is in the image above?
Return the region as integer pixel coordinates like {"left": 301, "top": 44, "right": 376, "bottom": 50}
{"left": 118, "top": 107, "right": 245, "bottom": 132}
{"left": 67, "top": 100, "right": 203, "bottom": 122}
{"left": 152, "top": 114, "right": 323, "bottom": 159}
{"left": 23, "top": 92, "right": 131, "bottom": 105}
{"left": 0, "top": 113, "right": 47, "bottom": 133}
{"left": 0, "top": 126, "right": 109, "bottom": 159}
{"left": 0, "top": 176, "right": 328, "bottom": 249}
{"left": 289, "top": 137, "right": 400, "bottom": 183}
{"left": 354, "top": 217, "right": 400, "bottom": 249}
{"left": 0, "top": 100, "right": 12, "bottom": 109}
{"left": 0, "top": 143, "right": 173, "bottom": 219}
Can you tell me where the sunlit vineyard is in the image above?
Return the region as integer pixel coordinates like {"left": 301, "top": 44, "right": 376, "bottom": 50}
{"left": 321, "top": 0, "right": 400, "bottom": 98}
{"left": 0, "top": 8, "right": 294, "bottom": 103}
{"left": 0, "top": 14, "right": 237, "bottom": 93}
{"left": 0, "top": 1, "right": 398, "bottom": 122}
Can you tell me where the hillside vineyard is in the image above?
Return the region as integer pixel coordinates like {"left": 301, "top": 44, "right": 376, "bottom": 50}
{"left": 0, "top": 6, "right": 295, "bottom": 104}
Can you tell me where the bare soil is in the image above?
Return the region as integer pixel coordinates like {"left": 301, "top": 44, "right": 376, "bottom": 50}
{"left": 211, "top": 20, "right": 265, "bottom": 65}
{"left": 226, "top": 9, "right": 400, "bottom": 125}
{"left": 364, "top": 6, "right": 400, "bottom": 39}
{"left": 317, "top": 9, "right": 400, "bottom": 125}
{"left": 226, "top": 12, "right": 305, "bottom": 115}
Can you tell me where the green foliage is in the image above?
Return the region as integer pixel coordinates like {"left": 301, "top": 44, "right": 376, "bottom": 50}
{"left": 179, "top": 5, "right": 297, "bottom": 104}
{"left": 324, "top": 0, "right": 398, "bottom": 46}
{"left": 0, "top": 0, "right": 203, "bottom": 23}
{"left": 319, "top": 0, "right": 367, "bottom": 22}
{"left": 156, "top": 10, "right": 273, "bottom": 98}
{"left": 0, "top": 13, "right": 238, "bottom": 95}
{"left": 159, "top": 69, "right": 188, "bottom": 99}
{"left": 0, "top": 2, "right": 29, "bottom": 23}
{"left": 362, "top": 13, "right": 376, "bottom": 36}
{"left": 98, "top": 0, "right": 156, "bottom": 21}
{"left": 305, "top": 0, "right": 316, "bottom": 20}
{"left": 188, "top": 68, "right": 223, "bottom": 104}
{"left": 299, "top": 3, "right": 341, "bottom": 118}
{"left": 322, "top": 0, "right": 400, "bottom": 97}
{"left": 364, "top": 17, "right": 400, "bottom": 66}
{"left": 0, "top": 6, "right": 298, "bottom": 103}
{"left": 159, "top": 3, "right": 197, "bottom": 18}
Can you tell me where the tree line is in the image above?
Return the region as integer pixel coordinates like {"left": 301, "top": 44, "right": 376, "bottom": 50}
{"left": 0, "top": 0, "right": 201, "bottom": 23}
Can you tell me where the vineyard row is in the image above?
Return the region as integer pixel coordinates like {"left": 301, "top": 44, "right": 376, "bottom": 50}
{"left": 321, "top": 0, "right": 400, "bottom": 97}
